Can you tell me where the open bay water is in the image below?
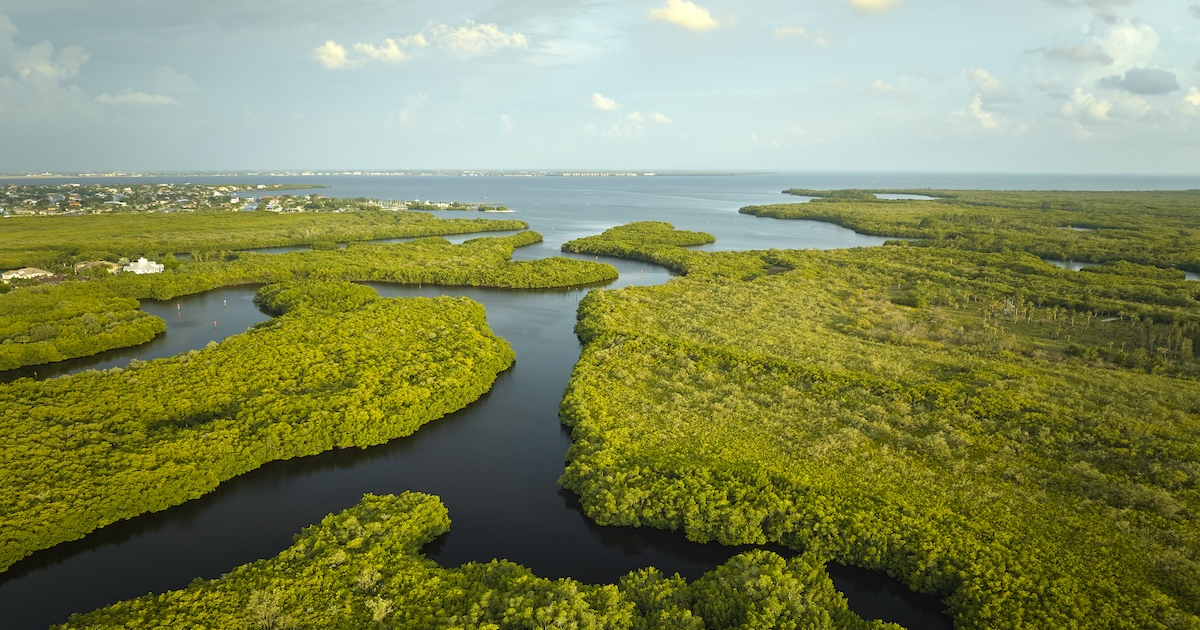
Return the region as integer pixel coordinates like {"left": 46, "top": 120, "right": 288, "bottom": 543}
{"left": 4, "top": 172, "right": 1197, "bottom": 629}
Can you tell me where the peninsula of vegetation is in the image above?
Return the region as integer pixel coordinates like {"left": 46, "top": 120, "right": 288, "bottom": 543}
{"left": 0, "top": 205, "right": 614, "bottom": 372}
{"left": 54, "top": 493, "right": 900, "bottom": 630}
{"left": 742, "top": 188, "right": 1200, "bottom": 273}
{"left": 559, "top": 209, "right": 1200, "bottom": 629}
{"left": 0, "top": 282, "right": 515, "bottom": 572}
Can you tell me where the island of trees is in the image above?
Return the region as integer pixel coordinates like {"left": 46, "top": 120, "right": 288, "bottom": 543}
{"left": 0, "top": 281, "right": 518, "bottom": 572}
{"left": 54, "top": 493, "right": 900, "bottom": 630}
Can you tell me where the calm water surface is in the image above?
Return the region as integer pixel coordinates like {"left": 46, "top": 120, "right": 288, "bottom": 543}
{"left": 0, "top": 286, "right": 271, "bottom": 383}
{"left": 14, "top": 173, "right": 1170, "bottom": 630}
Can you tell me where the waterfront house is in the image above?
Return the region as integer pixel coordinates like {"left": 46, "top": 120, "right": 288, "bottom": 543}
{"left": 123, "top": 257, "right": 165, "bottom": 274}
{"left": 1, "top": 267, "right": 54, "bottom": 282}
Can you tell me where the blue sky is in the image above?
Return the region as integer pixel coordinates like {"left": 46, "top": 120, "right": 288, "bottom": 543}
{"left": 1, "top": 0, "right": 1198, "bottom": 173}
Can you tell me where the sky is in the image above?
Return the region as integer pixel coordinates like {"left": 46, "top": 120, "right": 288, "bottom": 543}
{"left": 0, "top": 0, "right": 1198, "bottom": 174}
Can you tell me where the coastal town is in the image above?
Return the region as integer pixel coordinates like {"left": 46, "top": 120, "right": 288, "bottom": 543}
{"left": 0, "top": 183, "right": 320, "bottom": 216}
{"left": 0, "top": 183, "right": 517, "bottom": 286}
{"left": 1, "top": 183, "right": 512, "bottom": 217}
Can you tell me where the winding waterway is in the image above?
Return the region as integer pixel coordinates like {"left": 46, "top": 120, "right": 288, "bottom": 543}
{"left": 6, "top": 174, "right": 1200, "bottom": 628}
{"left": 0, "top": 177, "right": 1015, "bottom": 630}
{"left": 2, "top": 255, "right": 950, "bottom": 630}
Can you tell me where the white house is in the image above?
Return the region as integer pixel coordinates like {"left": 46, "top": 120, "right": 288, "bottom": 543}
{"left": 123, "top": 257, "right": 165, "bottom": 274}
{"left": 1, "top": 267, "right": 54, "bottom": 282}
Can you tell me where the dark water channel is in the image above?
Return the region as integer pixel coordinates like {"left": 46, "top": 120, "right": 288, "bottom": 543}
{"left": 0, "top": 286, "right": 272, "bottom": 383}
{"left": 1, "top": 242, "right": 951, "bottom": 630}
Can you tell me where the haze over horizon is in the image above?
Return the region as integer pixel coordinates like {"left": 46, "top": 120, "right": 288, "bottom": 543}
{"left": 1, "top": 0, "right": 1198, "bottom": 175}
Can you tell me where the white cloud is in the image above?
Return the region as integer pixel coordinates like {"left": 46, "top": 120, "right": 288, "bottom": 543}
{"left": 1187, "top": 86, "right": 1200, "bottom": 107}
{"left": 1184, "top": 86, "right": 1200, "bottom": 117}
{"left": 774, "top": 26, "right": 829, "bottom": 46}
{"left": 13, "top": 41, "right": 88, "bottom": 83}
{"left": 968, "top": 68, "right": 1005, "bottom": 100}
{"left": 95, "top": 91, "right": 179, "bottom": 106}
{"left": 0, "top": 11, "right": 93, "bottom": 120}
{"left": 1044, "top": 0, "right": 1134, "bottom": 11}
{"left": 870, "top": 78, "right": 903, "bottom": 96}
{"left": 591, "top": 92, "right": 620, "bottom": 111}
{"left": 353, "top": 38, "right": 409, "bottom": 63}
{"left": 2, "top": 12, "right": 88, "bottom": 86}
{"left": 1042, "top": 45, "right": 1112, "bottom": 64}
{"left": 316, "top": 23, "right": 522, "bottom": 69}
{"left": 605, "top": 111, "right": 645, "bottom": 137}
{"left": 602, "top": 111, "right": 673, "bottom": 137}
{"left": 151, "top": 67, "right": 198, "bottom": 95}
{"left": 500, "top": 113, "right": 514, "bottom": 134}
{"left": 847, "top": 0, "right": 900, "bottom": 14}
{"left": 313, "top": 40, "right": 353, "bottom": 69}
{"left": 428, "top": 21, "right": 528, "bottom": 55}
{"left": 386, "top": 92, "right": 427, "bottom": 129}
{"left": 1096, "top": 19, "right": 1159, "bottom": 72}
{"left": 400, "top": 34, "right": 430, "bottom": 49}
{"left": 968, "top": 95, "right": 999, "bottom": 129}
{"left": 649, "top": 0, "right": 720, "bottom": 32}
{"left": 1059, "top": 88, "right": 1112, "bottom": 137}
{"left": 960, "top": 69, "right": 1009, "bottom": 131}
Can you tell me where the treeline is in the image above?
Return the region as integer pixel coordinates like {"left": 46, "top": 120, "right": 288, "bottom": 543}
{"left": 562, "top": 221, "right": 715, "bottom": 271}
{"left": 560, "top": 223, "right": 1200, "bottom": 628}
{"left": 0, "top": 282, "right": 165, "bottom": 372}
{"left": 0, "top": 233, "right": 615, "bottom": 372}
{"left": 0, "top": 284, "right": 515, "bottom": 572}
{"left": 253, "top": 281, "right": 382, "bottom": 315}
{"left": 562, "top": 222, "right": 772, "bottom": 281}
{"left": 0, "top": 206, "right": 527, "bottom": 270}
{"left": 744, "top": 188, "right": 1200, "bottom": 273}
{"left": 56, "top": 492, "right": 900, "bottom": 630}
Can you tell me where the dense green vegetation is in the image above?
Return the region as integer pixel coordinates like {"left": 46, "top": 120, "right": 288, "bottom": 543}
{"left": 0, "top": 207, "right": 527, "bottom": 270}
{"left": 560, "top": 222, "right": 1200, "bottom": 629}
{"left": 57, "top": 492, "right": 900, "bottom": 630}
{"left": 562, "top": 221, "right": 715, "bottom": 260}
{"left": 253, "top": 280, "right": 382, "bottom": 315}
{"left": 743, "top": 189, "right": 1200, "bottom": 272}
{"left": 0, "top": 283, "right": 165, "bottom": 371}
{"left": 104, "top": 232, "right": 617, "bottom": 300}
{"left": 0, "top": 232, "right": 615, "bottom": 372}
{"left": 0, "top": 283, "right": 515, "bottom": 572}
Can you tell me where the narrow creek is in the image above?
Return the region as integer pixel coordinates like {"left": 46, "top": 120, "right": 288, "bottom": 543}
{"left": 1, "top": 241, "right": 952, "bottom": 630}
